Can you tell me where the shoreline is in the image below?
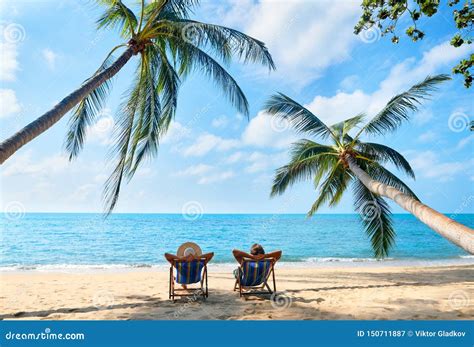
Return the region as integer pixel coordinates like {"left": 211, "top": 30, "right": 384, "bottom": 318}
{"left": 1, "top": 257, "right": 473, "bottom": 274}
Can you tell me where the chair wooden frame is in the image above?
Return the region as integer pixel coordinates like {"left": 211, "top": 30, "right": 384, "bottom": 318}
{"left": 169, "top": 261, "right": 209, "bottom": 302}
{"left": 233, "top": 258, "right": 277, "bottom": 297}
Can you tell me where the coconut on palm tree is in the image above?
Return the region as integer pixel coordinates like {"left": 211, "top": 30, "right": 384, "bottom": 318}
{"left": 265, "top": 74, "right": 474, "bottom": 258}
{"left": 0, "top": 0, "right": 275, "bottom": 212}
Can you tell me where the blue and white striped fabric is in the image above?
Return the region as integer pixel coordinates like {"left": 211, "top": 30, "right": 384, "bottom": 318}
{"left": 175, "top": 259, "right": 206, "bottom": 284}
{"left": 239, "top": 259, "right": 273, "bottom": 286}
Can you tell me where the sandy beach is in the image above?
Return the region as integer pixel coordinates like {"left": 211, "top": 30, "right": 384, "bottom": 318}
{"left": 0, "top": 264, "right": 472, "bottom": 320}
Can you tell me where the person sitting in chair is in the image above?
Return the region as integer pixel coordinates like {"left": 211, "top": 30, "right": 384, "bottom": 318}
{"left": 233, "top": 243, "right": 265, "bottom": 278}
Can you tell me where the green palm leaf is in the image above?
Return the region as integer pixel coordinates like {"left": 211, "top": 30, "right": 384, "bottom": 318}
{"left": 64, "top": 55, "right": 115, "bottom": 160}
{"left": 96, "top": 0, "right": 138, "bottom": 38}
{"left": 356, "top": 141, "right": 415, "bottom": 179}
{"left": 353, "top": 178, "right": 395, "bottom": 259}
{"left": 264, "top": 93, "right": 337, "bottom": 140}
{"left": 357, "top": 74, "right": 450, "bottom": 138}
{"left": 170, "top": 38, "right": 250, "bottom": 115}
{"left": 271, "top": 140, "right": 337, "bottom": 197}
{"left": 104, "top": 60, "right": 147, "bottom": 214}
{"left": 307, "top": 163, "right": 351, "bottom": 216}
{"left": 330, "top": 113, "right": 365, "bottom": 141}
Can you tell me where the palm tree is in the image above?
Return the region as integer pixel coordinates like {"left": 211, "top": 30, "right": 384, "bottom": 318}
{"left": 0, "top": 0, "right": 275, "bottom": 212}
{"left": 266, "top": 74, "right": 474, "bottom": 258}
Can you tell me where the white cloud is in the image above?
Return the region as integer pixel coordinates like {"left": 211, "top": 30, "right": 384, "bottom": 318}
{"left": 244, "top": 151, "right": 287, "bottom": 173}
{"left": 241, "top": 111, "right": 297, "bottom": 149}
{"left": 183, "top": 133, "right": 240, "bottom": 156}
{"left": 176, "top": 164, "right": 213, "bottom": 176}
{"left": 339, "top": 75, "right": 359, "bottom": 91}
{"left": 303, "top": 41, "right": 473, "bottom": 126}
{"left": 0, "top": 88, "right": 21, "bottom": 118}
{"left": 176, "top": 163, "right": 234, "bottom": 184}
{"left": 198, "top": 170, "right": 235, "bottom": 184}
{"left": 0, "top": 42, "right": 19, "bottom": 81}
{"left": 305, "top": 90, "right": 372, "bottom": 125}
{"left": 456, "top": 134, "right": 474, "bottom": 150}
{"left": 211, "top": 115, "right": 230, "bottom": 128}
{"left": 225, "top": 151, "right": 244, "bottom": 164}
{"left": 417, "top": 130, "right": 438, "bottom": 143}
{"left": 206, "top": 0, "right": 360, "bottom": 86}
{"left": 161, "top": 121, "right": 191, "bottom": 144}
{"left": 2, "top": 151, "right": 70, "bottom": 177}
{"left": 409, "top": 151, "right": 473, "bottom": 182}
{"left": 42, "top": 48, "right": 57, "bottom": 70}
{"left": 413, "top": 109, "right": 434, "bottom": 126}
{"left": 69, "top": 183, "right": 97, "bottom": 202}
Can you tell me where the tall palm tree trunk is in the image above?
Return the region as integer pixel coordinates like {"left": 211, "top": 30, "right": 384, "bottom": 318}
{"left": 0, "top": 47, "right": 135, "bottom": 164}
{"left": 346, "top": 156, "right": 474, "bottom": 254}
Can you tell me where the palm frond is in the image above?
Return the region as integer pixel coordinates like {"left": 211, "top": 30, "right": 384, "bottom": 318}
{"left": 64, "top": 55, "right": 115, "bottom": 160}
{"left": 357, "top": 74, "right": 450, "bottom": 138}
{"left": 307, "top": 162, "right": 349, "bottom": 216}
{"left": 363, "top": 161, "right": 419, "bottom": 200}
{"left": 96, "top": 0, "right": 138, "bottom": 38}
{"left": 155, "top": 19, "right": 275, "bottom": 70}
{"left": 271, "top": 140, "right": 337, "bottom": 197}
{"left": 356, "top": 141, "right": 415, "bottom": 179}
{"left": 264, "top": 93, "right": 337, "bottom": 140}
{"left": 170, "top": 38, "right": 249, "bottom": 115}
{"left": 144, "top": 0, "right": 199, "bottom": 21}
{"left": 127, "top": 44, "right": 180, "bottom": 177}
{"left": 330, "top": 113, "right": 365, "bottom": 141}
{"left": 103, "top": 60, "right": 146, "bottom": 214}
{"left": 353, "top": 178, "right": 395, "bottom": 258}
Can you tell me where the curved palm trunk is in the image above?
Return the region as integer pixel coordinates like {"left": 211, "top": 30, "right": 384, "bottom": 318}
{"left": 346, "top": 156, "right": 474, "bottom": 254}
{"left": 0, "top": 47, "right": 135, "bottom": 164}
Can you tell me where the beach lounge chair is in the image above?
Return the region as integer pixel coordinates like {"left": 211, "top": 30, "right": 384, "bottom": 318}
{"left": 232, "top": 249, "right": 282, "bottom": 297}
{"left": 165, "top": 248, "right": 213, "bottom": 302}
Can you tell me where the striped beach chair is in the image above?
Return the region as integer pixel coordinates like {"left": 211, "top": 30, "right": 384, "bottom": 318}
{"left": 233, "top": 250, "right": 281, "bottom": 297}
{"left": 165, "top": 253, "right": 213, "bottom": 302}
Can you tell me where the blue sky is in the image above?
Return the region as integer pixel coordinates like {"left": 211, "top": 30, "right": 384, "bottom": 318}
{"left": 0, "top": 0, "right": 473, "bottom": 214}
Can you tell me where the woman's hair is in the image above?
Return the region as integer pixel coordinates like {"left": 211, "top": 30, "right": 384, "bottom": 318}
{"left": 250, "top": 243, "right": 265, "bottom": 255}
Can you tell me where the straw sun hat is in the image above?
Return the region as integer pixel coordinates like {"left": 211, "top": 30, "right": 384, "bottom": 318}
{"left": 177, "top": 242, "right": 202, "bottom": 257}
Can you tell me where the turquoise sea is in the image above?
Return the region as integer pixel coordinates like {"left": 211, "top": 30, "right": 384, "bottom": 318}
{"left": 0, "top": 213, "right": 473, "bottom": 270}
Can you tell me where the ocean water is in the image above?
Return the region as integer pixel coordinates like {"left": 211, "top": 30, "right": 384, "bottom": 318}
{"left": 0, "top": 213, "right": 473, "bottom": 270}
